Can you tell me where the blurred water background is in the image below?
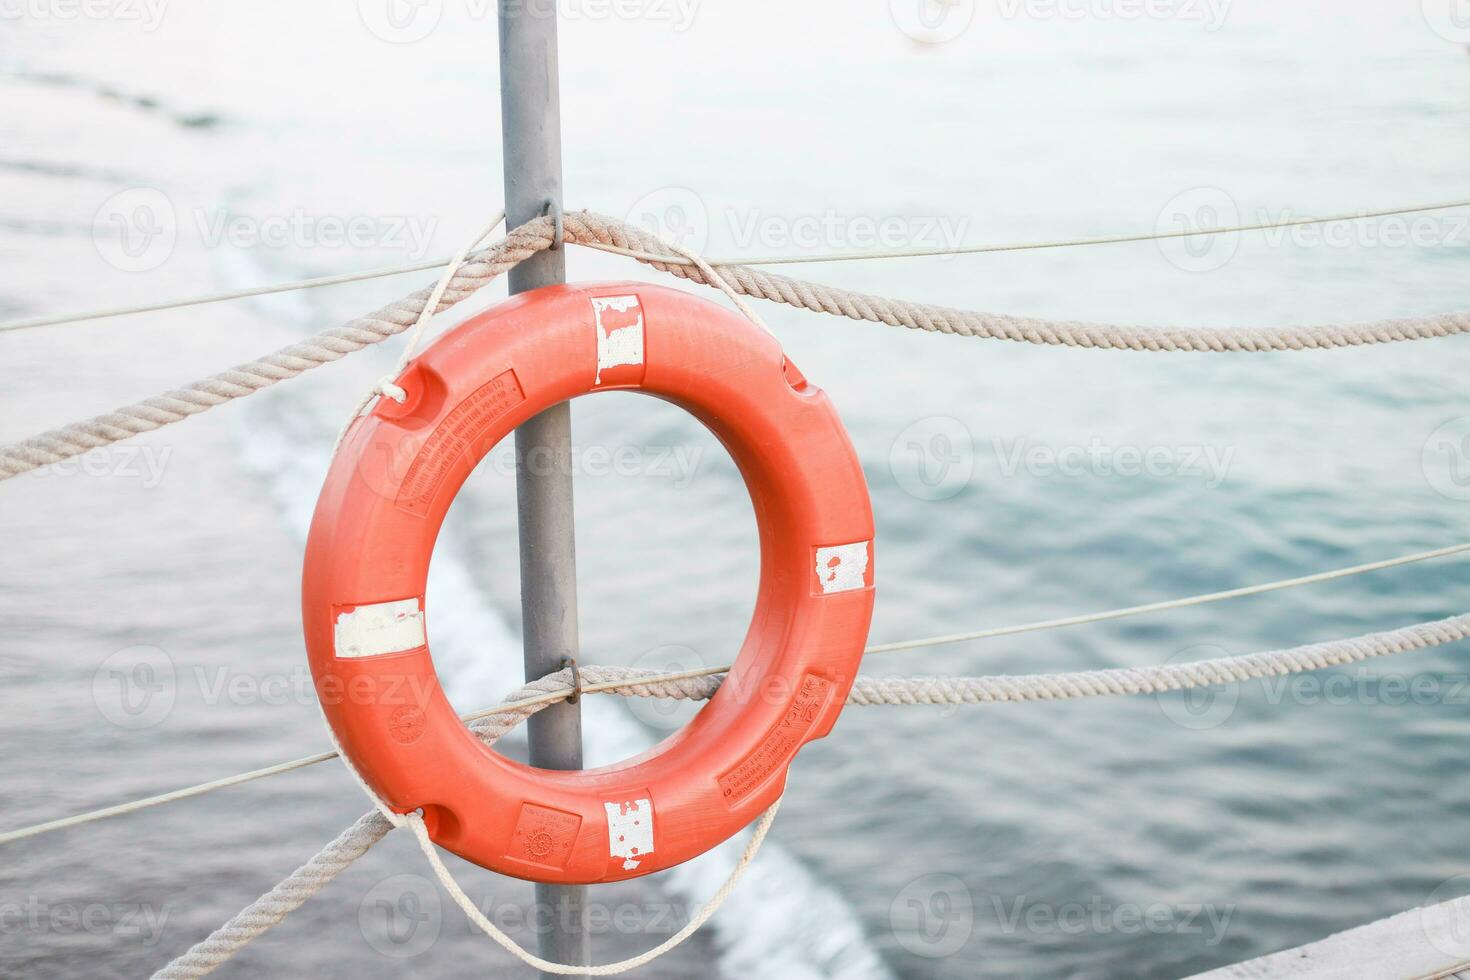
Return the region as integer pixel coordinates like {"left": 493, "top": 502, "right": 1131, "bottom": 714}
{"left": 4, "top": 1, "right": 1470, "bottom": 976}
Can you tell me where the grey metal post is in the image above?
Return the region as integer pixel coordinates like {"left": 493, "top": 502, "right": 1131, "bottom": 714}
{"left": 498, "top": 1, "right": 590, "bottom": 973}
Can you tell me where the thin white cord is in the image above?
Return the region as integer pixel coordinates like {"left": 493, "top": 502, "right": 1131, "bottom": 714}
{"left": 591, "top": 198, "right": 1470, "bottom": 266}
{"left": 0, "top": 751, "right": 339, "bottom": 845}
{"left": 7, "top": 198, "right": 1468, "bottom": 333}
{"left": 405, "top": 800, "right": 782, "bottom": 976}
{"left": 0, "top": 257, "right": 450, "bottom": 333}
{"left": 864, "top": 540, "right": 1470, "bottom": 654}
{"left": 654, "top": 233, "right": 775, "bottom": 336}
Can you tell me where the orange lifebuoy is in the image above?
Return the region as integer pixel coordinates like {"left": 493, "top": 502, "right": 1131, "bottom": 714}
{"left": 303, "top": 282, "right": 875, "bottom": 884}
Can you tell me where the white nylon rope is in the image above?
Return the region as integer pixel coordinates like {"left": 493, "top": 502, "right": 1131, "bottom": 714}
{"left": 404, "top": 802, "right": 781, "bottom": 978}
{"left": 7, "top": 197, "right": 1470, "bottom": 334}
{"left": 863, "top": 540, "right": 1470, "bottom": 655}
{"left": 145, "top": 612, "right": 1470, "bottom": 977}
{"left": 0, "top": 257, "right": 451, "bottom": 334}
{"left": 603, "top": 198, "right": 1470, "bottom": 268}
{"left": 10, "top": 210, "right": 1470, "bottom": 481}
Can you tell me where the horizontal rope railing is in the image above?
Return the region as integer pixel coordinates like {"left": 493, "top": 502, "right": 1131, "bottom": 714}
{"left": 147, "top": 611, "right": 1470, "bottom": 978}
{"left": 7, "top": 197, "right": 1468, "bottom": 334}
{"left": 9, "top": 177, "right": 1467, "bottom": 979}
{"left": 8, "top": 208, "right": 1470, "bottom": 480}
{"left": 6, "top": 593, "right": 1469, "bottom": 848}
{"left": 600, "top": 210, "right": 1470, "bottom": 351}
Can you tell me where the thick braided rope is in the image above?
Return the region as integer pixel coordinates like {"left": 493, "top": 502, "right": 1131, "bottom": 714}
{"left": 10, "top": 211, "right": 1470, "bottom": 481}
{"left": 150, "top": 613, "right": 1469, "bottom": 977}
{"left": 558, "top": 211, "right": 1470, "bottom": 352}
{"left": 149, "top": 810, "right": 395, "bottom": 980}
{"left": 150, "top": 673, "right": 559, "bottom": 980}
{"left": 0, "top": 220, "right": 558, "bottom": 481}
{"left": 846, "top": 612, "right": 1470, "bottom": 704}
{"left": 573, "top": 612, "right": 1470, "bottom": 707}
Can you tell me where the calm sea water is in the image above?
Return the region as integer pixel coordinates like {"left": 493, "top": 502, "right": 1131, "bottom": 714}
{"left": 4, "top": 2, "right": 1470, "bottom": 977}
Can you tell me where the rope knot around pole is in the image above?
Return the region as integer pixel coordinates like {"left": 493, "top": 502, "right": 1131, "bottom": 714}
{"left": 544, "top": 197, "right": 565, "bottom": 251}
{"left": 560, "top": 655, "right": 583, "bottom": 703}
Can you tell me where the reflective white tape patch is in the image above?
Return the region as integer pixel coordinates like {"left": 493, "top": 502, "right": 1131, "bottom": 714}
{"left": 604, "top": 798, "right": 654, "bottom": 871}
{"left": 333, "top": 598, "right": 426, "bottom": 658}
{"left": 815, "top": 542, "right": 872, "bottom": 594}
{"left": 591, "top": 295, "right": 644, "bottom": 384}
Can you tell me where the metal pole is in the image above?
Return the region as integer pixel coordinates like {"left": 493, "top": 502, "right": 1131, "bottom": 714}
{"left": 497, "top": 2, "right": 589, "bottom": 973}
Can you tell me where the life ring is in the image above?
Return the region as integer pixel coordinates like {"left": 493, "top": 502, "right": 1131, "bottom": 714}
{"left": 302, "top": 282, "right": 875, "bottom": 884}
